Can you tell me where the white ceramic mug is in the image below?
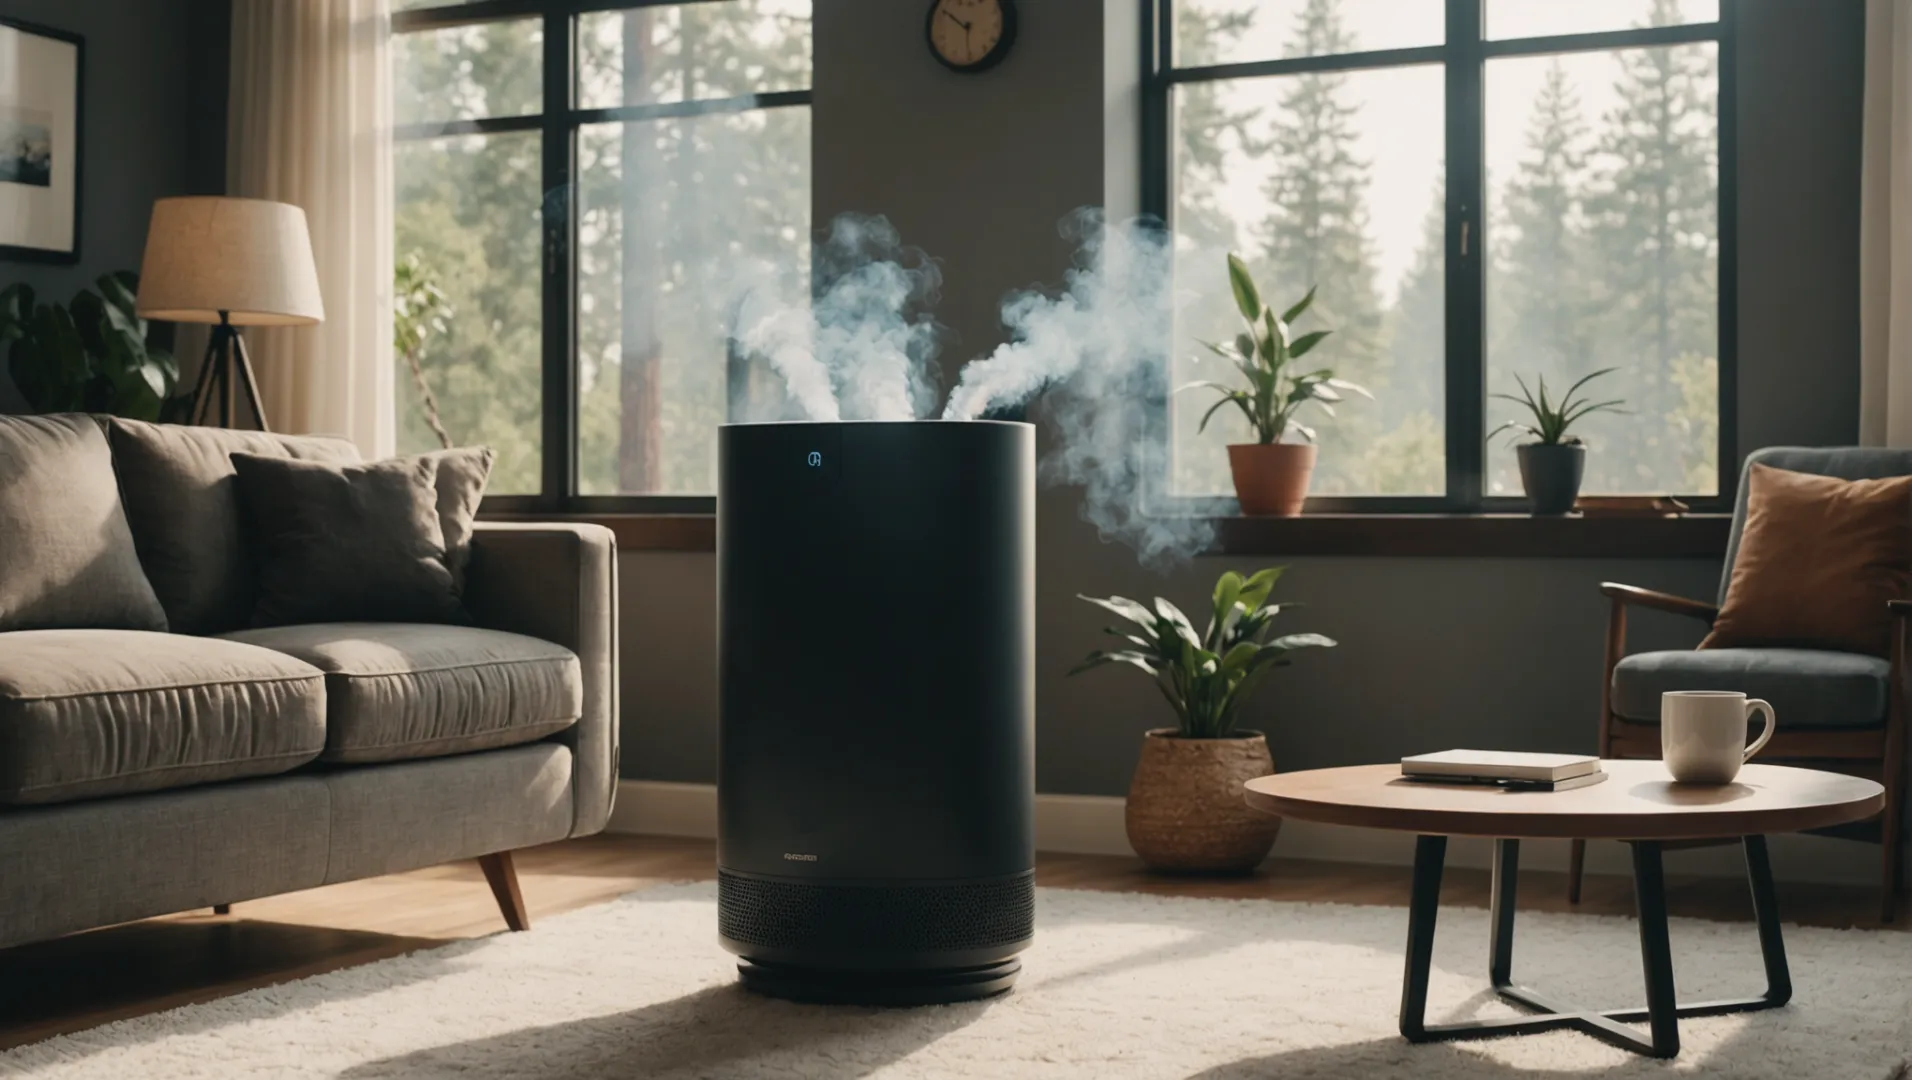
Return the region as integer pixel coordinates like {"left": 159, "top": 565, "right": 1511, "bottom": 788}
{"left": 1661, "top": 691, "right": 1775, "bottom": 784}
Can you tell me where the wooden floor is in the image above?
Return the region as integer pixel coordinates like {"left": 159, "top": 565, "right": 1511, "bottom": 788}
{"left": 0, "top": 833, "right": 1899, "bottom": 1052}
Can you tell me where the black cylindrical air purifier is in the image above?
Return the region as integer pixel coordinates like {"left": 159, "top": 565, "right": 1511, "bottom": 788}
{"left": 716, "top": 419, "right": 1035, "bottom": 1005}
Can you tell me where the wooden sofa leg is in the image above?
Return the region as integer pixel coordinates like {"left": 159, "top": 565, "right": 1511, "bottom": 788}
{"left": 213, "top": 904, "right": 231, "bottom": 915}
{"left": 1567, "top": 840, "right": 1587, "bottom": 904}
{"left": 478, "top": 851, "right": 530, "bottom": 932}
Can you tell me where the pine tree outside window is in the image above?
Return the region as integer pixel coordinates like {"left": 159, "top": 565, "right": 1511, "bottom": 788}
{"left": 1151, "top": 0, "right": 1731, "bottom": 511}
{"left": 392, "top": 1, "right": 812, "bottom": 508}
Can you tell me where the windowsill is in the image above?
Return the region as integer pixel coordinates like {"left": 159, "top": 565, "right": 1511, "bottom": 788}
{"left": 481, "top": 511, "right": 1730, "bottom": 559}
{"left": 1210, "top": 513, "right": 1730, "bottom": 558}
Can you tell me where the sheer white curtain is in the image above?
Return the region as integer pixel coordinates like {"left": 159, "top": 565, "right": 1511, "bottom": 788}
{"left": 1863, "top": 0, "right": 1912, "bottom": 447}
{"left": 227, "top": 0, "right": 395, "bottom": 457}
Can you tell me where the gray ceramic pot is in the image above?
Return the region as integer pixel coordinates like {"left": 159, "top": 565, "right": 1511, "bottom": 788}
{"left": 1516, "top": 443, "right": 1586, "bottom": 516}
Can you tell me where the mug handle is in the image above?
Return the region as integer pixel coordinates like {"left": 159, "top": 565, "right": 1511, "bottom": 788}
{"left": 1742, "top": 698, "right": 1776, "bottom": 762}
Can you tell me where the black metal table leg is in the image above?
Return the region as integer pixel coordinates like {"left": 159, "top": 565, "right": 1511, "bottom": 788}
{"left": 1630, "top": 840, "right": 1682, "bottom": 1056}
{"left": 1397, "top": 833, "right": 1793, "bottom": 1059}
{"left": 1398, "top": 834, "right": 1446, "bottom": 1041}
{"left": 1487, "top": 838, "right": 1518, "bottom": 988}
{"left": 1744, "top": 834, "right": 1792, "bottom": 1006}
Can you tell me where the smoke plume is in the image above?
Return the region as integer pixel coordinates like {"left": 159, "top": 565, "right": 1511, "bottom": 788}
{"left": 947, "top": 211, "right": 1214, "bottom": 567}
{"left": 736, "top": 209, "right": 1213, "bottom": 568}
{"left": 733, "top": 215, "right": 944, "bottom": 423}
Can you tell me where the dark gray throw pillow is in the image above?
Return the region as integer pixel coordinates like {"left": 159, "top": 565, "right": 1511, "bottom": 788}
{"left": 231, "top": 452, "right": 472, "bottom": 627}
{"left": 415, "top": 445, "right": 495, "bottom": 594}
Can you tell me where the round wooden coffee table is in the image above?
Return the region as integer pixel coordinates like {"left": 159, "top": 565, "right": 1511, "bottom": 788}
{"left": 1244, "top": 761, "right": 1884, "bottom": 1059}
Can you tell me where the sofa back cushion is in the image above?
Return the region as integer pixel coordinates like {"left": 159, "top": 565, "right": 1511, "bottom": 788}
{"left": 0, "top": 414, "right": 169, "bottom": 632}
{"left": 106, "top": 419, "right": 361, "bottom": 634}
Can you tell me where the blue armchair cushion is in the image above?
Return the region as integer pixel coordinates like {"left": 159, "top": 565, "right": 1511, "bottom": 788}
{"left": 1611, "top": 648, "right": 1890, "bottom": 729}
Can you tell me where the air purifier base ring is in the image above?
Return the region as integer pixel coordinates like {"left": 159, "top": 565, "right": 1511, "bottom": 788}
{"left": 735, "top": 956, "right": 1021, "bottom": 1006}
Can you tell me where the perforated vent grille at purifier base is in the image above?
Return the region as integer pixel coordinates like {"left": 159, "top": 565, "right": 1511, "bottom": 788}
{"left": 718, "top": 871, "right": 1036, "bottom": 954}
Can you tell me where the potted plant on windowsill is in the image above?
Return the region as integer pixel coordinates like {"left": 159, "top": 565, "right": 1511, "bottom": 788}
{"left": 1072, "top": 568, "right": 1335, "bottom": 873}
{"left": 1181, "top": 253, "right": 1369, "bottom": 516}
{"left": 1490, "top": 368, "right": 1626, "bottom": 516}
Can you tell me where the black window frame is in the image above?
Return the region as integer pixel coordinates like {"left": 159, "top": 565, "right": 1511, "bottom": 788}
{"left": 393, "top": 0, "right": 812, "bottom": 515}
{"left": 1141, "top": 0, "right": 1738, "bottom": 515}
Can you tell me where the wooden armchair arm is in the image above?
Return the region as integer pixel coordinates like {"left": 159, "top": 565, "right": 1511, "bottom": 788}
{"left": 1891, "top": 600, "right": 1912, "bottom": 618}
{"left": 1596, "top": 583, "right": 1718, "bottom": 764}
{"left": 1599, "top": 582, "right": 1719, "bottom": 624}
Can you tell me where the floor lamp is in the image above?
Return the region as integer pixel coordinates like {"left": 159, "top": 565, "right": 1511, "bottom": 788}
{"left": 134, "top": 197, "right": 325, "bottom": 431}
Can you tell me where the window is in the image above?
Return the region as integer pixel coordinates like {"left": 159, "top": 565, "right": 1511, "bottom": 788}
{"left": 393, "top": 0, "right": 812, "bottom": 508}
{"left": 1149, "top": 0, "right": 1731, "bottom": 510}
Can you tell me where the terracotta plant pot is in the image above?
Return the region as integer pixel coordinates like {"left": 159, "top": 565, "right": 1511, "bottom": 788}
{"left": 1515, "top": 443, "right": 1587, "bottom": 516}
{"left": 1227, "top": 443, "right": 1317, "bottom": 517}
{"left": 1125, "top": 729, "right": 1280, "bottom": 873}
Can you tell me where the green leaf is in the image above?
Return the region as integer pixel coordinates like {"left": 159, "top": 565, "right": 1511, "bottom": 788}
{"left": 1209, "top": 571, "right": 1243, "bottom": 645}
{"left": 1198, "top": 339, "right": 1239, "bottom": 361}
{"left": 1068, "top": 650, "right": 1159, "bottom": 678}
{"left": 1234, "top": 570, "right": 1282, "bottom": 618}
{"left": 0, "top": 283, "right": 32, "bottom": 339}
{"left": 1176, "top": 379, "right": 1242, "bottom": 398}
{"left": 1488, "top": 420, "right": 1542, "bottom": 444}
{"left": 1287, "top": 329, "right": 1331, "bottom": 360}
{"left": 1266, "top": 632, "right": 1337, "bottom": 651}
{"left": 1226, "top": 253, "right": 1262, "bottom": 322}
{"left": 1154, "top": 597, "right": 1203, "bottom": 650}
{"left": 1078, "top": 594, "right": 1158, "bottom": 634}
{"left": 1236, "top": 333, "right": 1257, "bottom": 364}
{"left": 1217, "top": 641, "right": 1260, "bottom": 675}
{"left": 96, "top": 271, "right": 141, "bottom": 320}
{"left": 1325, "top": 377, "right": 1373, "bottom": 400}
{"left": 1278, "top": 285, "right": 1317, "bottom": 327}
{"left": 1193, "top": 391, "right": 1254, "bottom": 433}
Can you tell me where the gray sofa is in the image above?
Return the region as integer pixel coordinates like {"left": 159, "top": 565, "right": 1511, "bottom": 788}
{"left": 0, "top": 414, "right": 618, "bottom": 949}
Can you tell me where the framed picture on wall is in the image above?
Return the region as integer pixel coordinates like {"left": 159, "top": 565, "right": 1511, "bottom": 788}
{"left": 0, "top": 17, "right": 81, "bottom": 263}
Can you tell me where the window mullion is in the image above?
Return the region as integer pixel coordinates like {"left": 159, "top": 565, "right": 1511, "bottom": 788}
{"left": 1443, "top": 0, "right": 1486, "bottom": 510}
{"left": 541, "top": 6, "right": 579, "bottom": 509}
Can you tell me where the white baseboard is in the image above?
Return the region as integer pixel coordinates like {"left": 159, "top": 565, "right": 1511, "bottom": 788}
{"left": 607, "top": 779, "right": 1884, "bottom": 886}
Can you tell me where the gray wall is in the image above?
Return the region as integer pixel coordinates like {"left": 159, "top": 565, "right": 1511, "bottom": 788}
{"left": 0, "top": 0, "right": 228, "bottom": 411}
{"left": 619, "top": 0, "right": 1869, "bottom": 796}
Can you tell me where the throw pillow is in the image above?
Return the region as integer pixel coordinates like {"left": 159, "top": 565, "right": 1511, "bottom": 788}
{"left": 415, "top": 445, "right": 495, "bottom": 595}
{"left": 0, "top": 414, "right": 169, "bottom": 632}
{"left": 1701, "top": 463, "right": 1912, "bottom": 657}
{"left": 106, "top": 419, "right": 361, "bottom": 634}
{"left": 230, "top": 452, "right": 469, "bottom": 627}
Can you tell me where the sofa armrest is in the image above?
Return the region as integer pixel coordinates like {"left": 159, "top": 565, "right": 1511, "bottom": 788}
{"left": 466, "top": 522, "right": 619, "bottom": 837}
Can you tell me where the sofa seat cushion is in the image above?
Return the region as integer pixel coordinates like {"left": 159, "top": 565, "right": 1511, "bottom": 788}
{"left": 221, "top": 623, "right": 581, "bottom": 764}
{"left": 1611, "top": 648, "right": 1890, "bottom": 729}
{"left": 0, "top": 630, "right": 327, "bottom": 805}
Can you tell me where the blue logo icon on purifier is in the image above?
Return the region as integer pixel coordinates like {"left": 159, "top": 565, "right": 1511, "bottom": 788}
{"left": 806, "top": 451, "right": 822, "bottom": 468}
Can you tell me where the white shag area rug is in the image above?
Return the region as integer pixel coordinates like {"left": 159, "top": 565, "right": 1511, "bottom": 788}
{"left": 5, "top": 883, "right": 1911, "bottom": 1079}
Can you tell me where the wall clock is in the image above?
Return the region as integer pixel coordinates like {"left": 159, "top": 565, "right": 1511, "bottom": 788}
{"left": 925, "top": 0, "right": 1018, "bottom": 74}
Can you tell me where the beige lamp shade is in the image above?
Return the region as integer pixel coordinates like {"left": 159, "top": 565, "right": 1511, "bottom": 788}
{"left": 135, "top": 196, "right": 326, "bottom": 326}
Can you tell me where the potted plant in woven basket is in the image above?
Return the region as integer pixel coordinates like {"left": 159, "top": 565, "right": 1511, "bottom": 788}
{"left": 1180, "top": 254, "right": 1369, "bottom": 516}
{"left": 1071, "top": 568, "right": 1335, "bottom": 873}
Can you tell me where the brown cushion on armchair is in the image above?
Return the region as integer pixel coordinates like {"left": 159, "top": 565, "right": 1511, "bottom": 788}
{"left": 1701, "top": 463, "right": 1912, "bottom": 657}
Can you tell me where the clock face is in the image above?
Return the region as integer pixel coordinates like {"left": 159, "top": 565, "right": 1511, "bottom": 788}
{"left": 927, "top": 0, "right": 1015, "bottom": 73}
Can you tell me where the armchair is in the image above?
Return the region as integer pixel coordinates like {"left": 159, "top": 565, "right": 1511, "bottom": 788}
{"left": 1571, "top": 447, "right": 1912, "bottom": 922}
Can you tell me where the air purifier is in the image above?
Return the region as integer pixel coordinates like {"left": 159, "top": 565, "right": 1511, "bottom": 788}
{"left": 716, "top": 419, "right": 1035, "bottom": 1005}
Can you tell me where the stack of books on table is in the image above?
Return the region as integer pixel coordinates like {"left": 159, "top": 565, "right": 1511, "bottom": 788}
{"left": 1399, "top": 750, "right": 1607, "bottom": 792}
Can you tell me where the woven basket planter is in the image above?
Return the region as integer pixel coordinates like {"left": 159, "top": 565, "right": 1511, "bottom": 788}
{"left": 1124, "top": 729, "right": 1280, "bottom": 873}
